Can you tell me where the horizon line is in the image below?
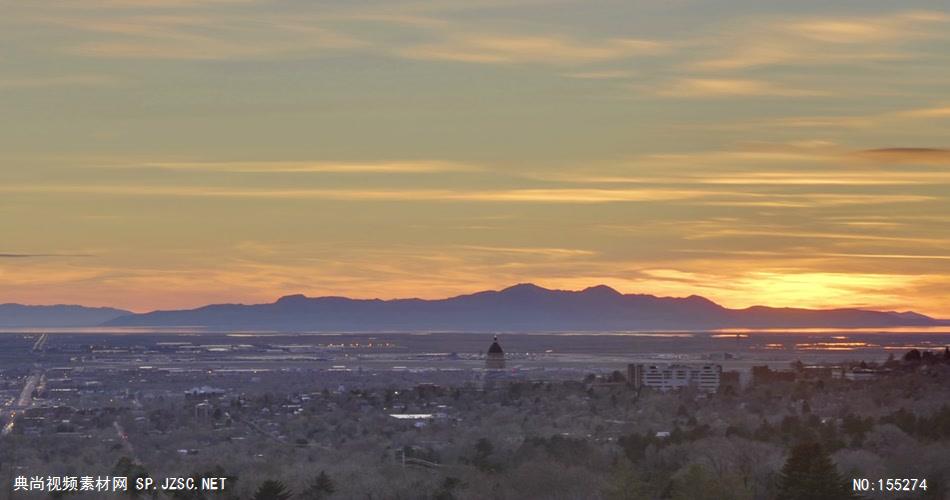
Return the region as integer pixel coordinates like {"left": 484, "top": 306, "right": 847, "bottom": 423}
{"left": 3, "top": 282, "right": 942, "bottom": 319}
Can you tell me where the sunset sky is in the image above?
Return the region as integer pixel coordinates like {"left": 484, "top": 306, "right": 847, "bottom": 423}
{"left": 1, "top": 0, "right": 949, "bottom": 315}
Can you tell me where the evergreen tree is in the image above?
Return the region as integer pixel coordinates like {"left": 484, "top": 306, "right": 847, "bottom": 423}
{"left": 112, "top": 457, "right": 150, "bottom": 499}
{"left": 472, "top": 438, "right": 495, "bottom": 472}
{"left": 433, "top": 477, "right": 463, "bottom": 500}
{"left": 672, "top": 465, "right": 752, "bottom": 500}
{"left": 777, "top": 442, "right": 853, "bottom": 500}
{"left": 252, "top": 480, "right": 292, "bottom": 500}
{"left": 299, "top": 471, "right": 335, "bottom": 500}
{"left": 618, "top": 432, "right": 652, "bottom": 462}
{"left": 604, "top": 465, "right": 653, "bottom": 500}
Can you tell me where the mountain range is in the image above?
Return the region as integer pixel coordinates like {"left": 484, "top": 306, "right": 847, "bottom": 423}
{"left": 75, "top": 283, "right": 950, "bottom": 331}
{"left": 0, "top": 303, "right": 132, "bottom": 327}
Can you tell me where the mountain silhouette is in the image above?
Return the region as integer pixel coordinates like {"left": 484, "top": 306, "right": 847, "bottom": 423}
{"left": 0, "top": 304, "right": 132, "bottom": 327}
{"left": 102, "top": 283, "right": 947, "bottom": 331}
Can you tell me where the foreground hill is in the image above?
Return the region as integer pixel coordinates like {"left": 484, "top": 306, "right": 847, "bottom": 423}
{"left": 0, "top": 304, "right": 132, "bottom": 327}
{"left": 103, "top": 284, "right": 947, "bottom": 331}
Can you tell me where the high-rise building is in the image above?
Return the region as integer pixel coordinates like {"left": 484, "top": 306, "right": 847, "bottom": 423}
{"left": 628, "top": 363, "right": 721, "bottom": 392}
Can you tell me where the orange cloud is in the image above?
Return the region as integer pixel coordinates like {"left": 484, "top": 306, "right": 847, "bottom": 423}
{"left": 657, "top": 78, "right": 827, "bottom": 97}
{"left": 856, "top": 148, "right": 950, "bottom": 165}
{"left": 695, "top": 10, "right": 948, "bottom": 70}
{"left": 397, "top": 35, "right": 666, "bottom": 65}
{"left": 129, "top": 160, "right": 480, "bottom": 173}
{"left": 899, "top": 106, "right": 950, "bottom": 118}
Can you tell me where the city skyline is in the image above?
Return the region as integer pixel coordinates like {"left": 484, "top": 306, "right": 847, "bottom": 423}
{"left": 2, "top": 0, "right": 949, "bottom": 315}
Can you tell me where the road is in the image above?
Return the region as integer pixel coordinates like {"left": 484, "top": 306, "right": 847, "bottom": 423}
{"left": 16, "top": 373, "right": 40, "bottom": 408}
{"left": 1, "top": 372, "right": 42, "bottom": 437}
{"left": 2, "top": 334, "right": 48, "bottom": 436}
{"left": 1, "top": 411, "right": 15, "bottom": 436}
{"left": 113, "top": 421, "right": 138, "bottom": 461}
{"left": 31, "top": 333, "right": 48, "bottom": 353}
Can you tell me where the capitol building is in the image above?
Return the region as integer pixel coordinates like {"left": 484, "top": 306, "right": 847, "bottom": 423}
{"left": 485, "top": 335, "right": 506, "bottom": 370}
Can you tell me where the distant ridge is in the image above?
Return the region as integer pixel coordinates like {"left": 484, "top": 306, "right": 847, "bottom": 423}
{"left": 103, "top": 283, "right": 948, "bottom": 331}
{"left": 0, "top": 303, "right": 132, "bottom": 327}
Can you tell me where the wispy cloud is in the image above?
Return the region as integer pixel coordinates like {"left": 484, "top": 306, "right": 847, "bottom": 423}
{"left": 29, "top": 4, "right": 668, "bottom": 64}
{"left": 0, "top": 185, "right": 712, "bottom": 204}
{"left": 695, "top": 171, "right": 950, "bottom": 186}
{"left": 66, "top": 0, "right": 257, "bottom": 7}
{"left": 456, "top": 245, "right": 596, "bottom": 258}
{"left": 656, "top": 78, "right": 827, "bottom": 98}
{"left": 0, "top": 180, "right": 939, "bottom": 210}
{"left": 39, "top": 11, "right": 366, "bottom": 60}
{"left": 126, "top": 160, "right": 480, "bottom": 173}
{"left": 790, "top": 11, "right": 948, "bottom": 43}
{"left": 396, "top": 35, "right": 666, "bottom": 65}
{"left": 532, "top": 170, "right": 950, "bottom": 187}
{"left": 0, "top": 253, "right": 92, "bottom": 258}
{"left": 694, "top": 10, "right": 949, "bottom": 70}
{"left": 683, "top": 228, "right": 948, "bottom": 245}
{"left": 523, "top": 144, "right": 950, "bottom": 195}
{"left": 742, "top": 116, "right": 877, "bottom": 130}
{"left": 820, "top": 252, "right": 950, "bottom": 261}
{"left": 899, "top": 106, "right": 950, "bottom": 118}
{"left": 856, "top": 148, "right": 950, "bottom": 165}
{"left": 701, "top": 105, "right": 950, "bottom": 133}
{"left": 0, "top": 75, "right": 121, "bottom": 88}
{"left": 563, "top": 70, "right": 636, "bottom": 80}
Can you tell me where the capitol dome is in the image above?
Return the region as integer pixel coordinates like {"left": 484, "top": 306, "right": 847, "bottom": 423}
{"left": 486, "top": 335, "right": 506, "bottom": 370}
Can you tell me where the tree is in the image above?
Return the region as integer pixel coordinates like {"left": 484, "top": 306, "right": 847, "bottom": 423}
{"left": 299, "top": 471, "right": 335, "bottom": 500}
{"left": 472, "top": 438, "right": 495, "bottom": 472}
{"left": 777, "top": 442, "right": 853, "bottom": 500}
{"left": 753, "top": 419, "right": 775, "bottom": 442}
{"left": 842, "top": 414, "right": 874, "bottom": 446}
{"left": 672, "top": 465, "right": 752, "bottom": 500}
{"left": 252, "top": 480, "right": 292, "bottom": 500}
{"left": 433, "top": 477, "right": 464, "bottom": 500}
{"left": 618, "top": 432, "right": 652, "bottom": 462}
{"left": 904, "top": 349, "right": 922, "bottom": 362}
{"left": 603, "top": 465, "right": 652, "bottom": 500}
{"left": 113, "top": 457, "right": 150, "bottom": 499}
